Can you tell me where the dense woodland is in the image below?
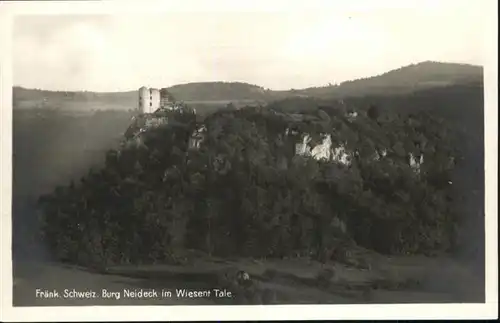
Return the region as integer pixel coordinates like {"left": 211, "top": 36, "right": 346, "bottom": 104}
{"left": 31, "top": 81, "right": 484, "bottom": 268}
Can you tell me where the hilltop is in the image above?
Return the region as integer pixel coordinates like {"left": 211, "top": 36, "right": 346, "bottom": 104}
{"left": 167, "top": 81, "right": 275, "bottom": 101}
{"left": 296, "top": 61, "right": 483, "bottom": 98}
{"left": 13, "top": 61, "right": 483, "bottom": 111}
{"left": 13, "top": 87, "right": 138, "bottom": 111}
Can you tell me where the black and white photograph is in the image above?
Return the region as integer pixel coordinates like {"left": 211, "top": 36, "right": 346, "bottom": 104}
{"left": 1, "top": 0, "right": 497, "bottom": 321}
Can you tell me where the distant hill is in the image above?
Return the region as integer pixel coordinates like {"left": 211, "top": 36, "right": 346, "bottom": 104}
{"left": 13, "top": 61, "right": 483, "bottom": 111}
{"left": 13, "top": 87, "right": 138, "bottom": 111}
{"left": 167, "top": 81, "right": 277, "bottom": 101}
{"left": 296, "top": 61, "right": 483, "bottom": 99}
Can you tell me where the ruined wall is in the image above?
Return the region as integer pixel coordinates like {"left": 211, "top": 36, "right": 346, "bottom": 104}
{"left": 160, "top": 88, "right": 175, "bottom": 108}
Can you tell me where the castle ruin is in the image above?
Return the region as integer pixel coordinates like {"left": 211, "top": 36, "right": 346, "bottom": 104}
{"left": 138, "top": 86, "right": 175, "bottom": 114}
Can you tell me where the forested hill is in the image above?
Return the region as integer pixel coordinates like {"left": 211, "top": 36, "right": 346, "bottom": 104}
{"left": 13, "top": 61, "right": 483, "bottom": 110}
{"left": 166, "top": 82, "right": 276, "bottom": 101}
{"left": 294, "top": 61, "right": 483, "bottom": 99}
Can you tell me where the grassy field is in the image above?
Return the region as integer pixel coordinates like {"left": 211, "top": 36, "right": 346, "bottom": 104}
{"left": 13, "top": 245, "right": 482, "bottom": 305}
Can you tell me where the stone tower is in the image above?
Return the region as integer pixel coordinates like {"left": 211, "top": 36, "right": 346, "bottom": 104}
{"left": 138, "top": 86, "right": 161, "bottom": 114}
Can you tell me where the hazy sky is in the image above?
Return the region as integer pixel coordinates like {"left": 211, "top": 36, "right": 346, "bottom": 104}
{"left": 12, "top": 2, "right": 490, "bottom": 92}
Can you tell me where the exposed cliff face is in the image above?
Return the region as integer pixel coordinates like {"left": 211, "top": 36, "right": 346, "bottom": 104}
{"left": 124, "top": 104, "right": 197, "bottom": 145}
{"left": 189, "top": 125, "right": 206, "bottom": 150}
{"left": 124, "top": 114, "right": 168, "bottom": 141}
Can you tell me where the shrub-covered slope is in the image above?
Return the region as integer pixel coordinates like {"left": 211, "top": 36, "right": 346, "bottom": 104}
{"left": 38, "top": 99, "right": 463, "bottom": 268}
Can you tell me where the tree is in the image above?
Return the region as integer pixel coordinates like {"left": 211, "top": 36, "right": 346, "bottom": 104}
{"left": 367, "top": 104, "right": 380, "bottom": 120}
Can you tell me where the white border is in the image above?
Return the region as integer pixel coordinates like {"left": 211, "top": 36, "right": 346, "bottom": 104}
{"left": 1, "top": 0, "right": 497, "bottom": 321}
